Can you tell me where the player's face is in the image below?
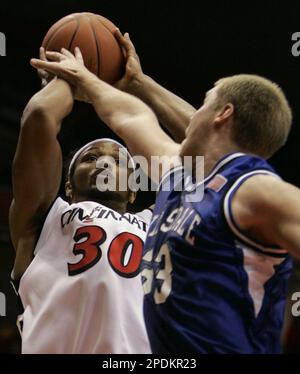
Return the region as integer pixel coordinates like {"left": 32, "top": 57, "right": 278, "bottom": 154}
{"left": 70, "top": 141, "right": 134, "bottom": 202}
{"left": 180, "top": 87, "right": 220, "bottom": 157}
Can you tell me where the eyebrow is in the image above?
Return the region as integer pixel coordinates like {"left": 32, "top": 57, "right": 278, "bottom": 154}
{"left": 82, "top": 147, "right": 99, "bottom": 154}
{"left": 81, "top": 147, "right": 124, "bottom": 160}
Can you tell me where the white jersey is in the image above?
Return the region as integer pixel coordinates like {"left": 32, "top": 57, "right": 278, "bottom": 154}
{"left": 18, "top": 197, "right": 152, "bottom": 354}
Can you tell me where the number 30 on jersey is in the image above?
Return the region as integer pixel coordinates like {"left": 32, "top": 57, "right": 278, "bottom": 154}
{"left": 68, "top": 226, "right": 144, "bottom": 278}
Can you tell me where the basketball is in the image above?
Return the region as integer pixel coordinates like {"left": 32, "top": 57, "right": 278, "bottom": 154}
{"left": 42, "top": 12, "right": 125, "bottom": 84}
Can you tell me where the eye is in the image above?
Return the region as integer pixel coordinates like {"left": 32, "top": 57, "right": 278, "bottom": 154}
{"left": 82, "top": 154, "right": 97, "bottom": 163}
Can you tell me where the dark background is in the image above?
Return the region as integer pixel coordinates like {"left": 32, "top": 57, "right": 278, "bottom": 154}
{"left": 0, "top": 0, "right": 300, "bottom": 353}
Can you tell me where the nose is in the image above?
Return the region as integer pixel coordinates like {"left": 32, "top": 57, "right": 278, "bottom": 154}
{"left": 96, "top": 156, "right": 115, "bottom": 172}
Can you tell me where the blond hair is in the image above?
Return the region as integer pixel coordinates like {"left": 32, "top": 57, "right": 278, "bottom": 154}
{"left": 214, "top": 74, "right": 292, "bottom": 158}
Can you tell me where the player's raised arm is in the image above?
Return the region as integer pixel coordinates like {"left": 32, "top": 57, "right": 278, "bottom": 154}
{"left": 114, "top": 30, "right": 196, "bottom": 143}
{"left": 230, "top": 174, "right": 300, "bottom": 260}
{"left": 10, "top": 74, "right": 73, "bottom": 278}
{"left": 79, "top": 68, "right": 181, "bottom": 167}
{"left": 30, "top": 48, "right": 181, "bottom": 183}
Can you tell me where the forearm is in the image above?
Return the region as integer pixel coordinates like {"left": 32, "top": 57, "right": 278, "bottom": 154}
{"left": 22, "top": 78, "right": 73, "bottom": 127}
{"left": 76, "top": 70, "right": 179, "bottom": 176}
{"left": 78, "top": 71, "right": 157, "bottom": 136}
{"left": 13, "top": 79, "right": 70, "bottom": 208}
{"left": 125, "top": 74, "right": 196, "bottom": 142}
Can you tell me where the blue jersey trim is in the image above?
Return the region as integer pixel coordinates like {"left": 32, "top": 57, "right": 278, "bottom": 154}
{"left": 157, "top": 165, "right": 184, "bottom": 192}
{"left": 196, "top": 152, "right": 246, "bottom": 187}
{"left": 223, "top": 170, "right": 288, "bottom": 258}
{"left": 157, "top": 153, "right": 247, "bottom": 194}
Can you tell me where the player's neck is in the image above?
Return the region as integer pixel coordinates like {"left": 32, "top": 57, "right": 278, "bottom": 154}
{"left": 72, "top": 195, "right": 128, "bottom": 214}
{"left": 202, "top": 144, "right": 243, "bottom": 177}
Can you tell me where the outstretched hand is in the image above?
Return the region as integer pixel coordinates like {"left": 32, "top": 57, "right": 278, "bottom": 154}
{"left": 114, "top": 30, "right": 144, "bottom": 92}
{"left": 31, "top": 47, "right": 88, "bottom": 84}
{"left": 31, "top": 47, "right": 91, "bottom": 102}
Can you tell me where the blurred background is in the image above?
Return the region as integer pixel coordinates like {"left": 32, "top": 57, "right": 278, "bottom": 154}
{"left": 0, "top": 0, "right": 300, "bottom": 353}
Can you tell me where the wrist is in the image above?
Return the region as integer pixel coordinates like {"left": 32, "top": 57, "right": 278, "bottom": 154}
{"left": 55, "top": 78, "right": 74, "bottom": 116}
{"left": 75, "top": 67, "right": 96, "bottom": 86}
{"left": 76, "top": 69, "right": 110, "bottom": 104}
{"left": 76, "top": 69, "right": 99, "bottom": 96}
{"left": 126, "top": 72, "right": 148, "bottom": 95}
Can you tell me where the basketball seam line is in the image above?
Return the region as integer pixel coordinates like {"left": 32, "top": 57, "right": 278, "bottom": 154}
{"left": 94, "top": 17, "right": 124, "bottom": 80}
{"left": 44, "top": 18, "right": 76, "bottom": 51}
{"left": 94, "top": 16, "right": 115, "bottom": 34}
{"left": 87, "top": 15, "right": 100, "bottom": 78}
{"left": 68, "top": 18, "right": 80, "bottom": 51}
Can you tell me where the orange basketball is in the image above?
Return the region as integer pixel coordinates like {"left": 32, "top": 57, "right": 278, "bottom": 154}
{"left": 42, "top": 12, "right": 125, "bottom": 84}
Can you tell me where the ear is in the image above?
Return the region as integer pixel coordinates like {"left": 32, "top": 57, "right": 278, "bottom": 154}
{"left": 214, "top": 103, "right": 234, "bottom": 126}
{"left": 128, "top": 191, "right": 137, "bottom": 204}
{"left": 65, "top": 180, "right": 73, "bottom": 200}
